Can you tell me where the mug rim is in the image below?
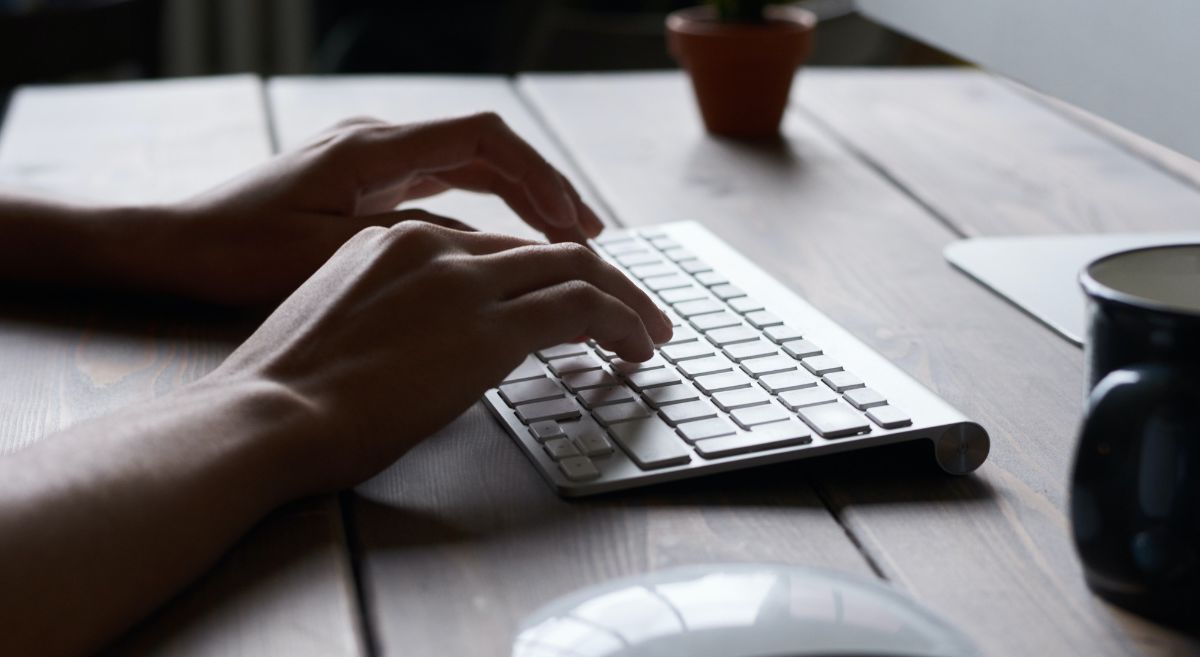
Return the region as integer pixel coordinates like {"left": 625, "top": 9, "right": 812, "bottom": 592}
{"left": 1080, "top": 243, "right": 1200, "bottom": 320}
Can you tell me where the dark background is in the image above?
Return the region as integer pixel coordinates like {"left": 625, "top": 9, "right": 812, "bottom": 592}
{"left": 0, "top": 0, "right": 953, "bottom": 91}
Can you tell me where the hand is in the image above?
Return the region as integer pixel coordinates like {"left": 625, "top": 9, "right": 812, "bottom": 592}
{"left": 127, "top": 113, "right": 604, "bottom": 305}
{"left": 212, "top": 221, "right": 672, "bottom": 493}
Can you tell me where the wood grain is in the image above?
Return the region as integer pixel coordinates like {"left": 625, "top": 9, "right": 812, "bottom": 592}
{"left": 520, "top": 71, "right": 1200, "bottom": 657}
{"left": 266, "top": 75, "right": 875, "bottom": 657}
{"left": 796, "top": 68, "right": 1200, "bottom": 237}
{"left": 0, "top": 76, "right": 364, "bottom": 657}
{"left": 1022, "top": 85, "right": 1200, "bottom": 191}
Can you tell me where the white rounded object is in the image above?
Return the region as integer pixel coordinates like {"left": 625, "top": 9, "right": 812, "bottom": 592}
{"left": 512, "top": 564, "right": 980, "bottom": 657}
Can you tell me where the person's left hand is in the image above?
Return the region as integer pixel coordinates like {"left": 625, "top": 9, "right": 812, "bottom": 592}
{"left": 122, "top": 113, "right": 603, "bottom": 305}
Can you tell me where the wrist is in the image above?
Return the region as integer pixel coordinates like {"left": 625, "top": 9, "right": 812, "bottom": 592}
{"left": 181, "top": 373, "right": 329, "bottom": 506}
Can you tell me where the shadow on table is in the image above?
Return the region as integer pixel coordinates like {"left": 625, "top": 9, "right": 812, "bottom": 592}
{"left": 0, "top": 284, "right": 261, "bottom": 345}
{"left": 682, "top": 134, "right": 806, "bottom": 199}
{"left": 349, "top": 407, "right": 996, "bottom": 553}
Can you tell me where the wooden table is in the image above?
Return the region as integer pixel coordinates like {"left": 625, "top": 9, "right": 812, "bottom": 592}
{"left": 2, "top": 70, "right": 1199, "bottom": 657}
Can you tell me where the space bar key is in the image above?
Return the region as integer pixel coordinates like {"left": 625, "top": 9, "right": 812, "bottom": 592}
{"left": 608, "top": 418, "right": 693, "bottom": 469}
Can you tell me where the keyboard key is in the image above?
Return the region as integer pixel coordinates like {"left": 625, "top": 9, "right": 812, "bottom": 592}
{"left": 712, "top": 387, "right": 771, "bottom": 411}
{"left": 537, "top": 343, "right": 589, "bottom": 361}
{"left": 637, "top": 229, "right": 668, "bottom": 239}
{"left": 595, "top": 234, "right": 634, "bottom": 246}
{"left": 677, "top": 355, "right": 735, "bottom": 378}
{"left": 616, "top": 251, "right": 662, "bottom": 267}
{"left": 693, "top": 370, "right": 754, "bottom": 394}
{"left": 574, "top": 433, "right": 614, "bottom": 457}
{"left": 745, "top": 310, "right": 783, "bottom": 329}
{"left": 544, "top": 437, "right": 582, "bottom": 460}
{"left": 801, "top": 355, "right": 843, "bottom": 376}
{"left": 783, "top": 339, "right": 823, "bottom": 359}
{"left": 650, "top": 236, "right": 680, "bottom": 250}
{"left": 562, "top": 417, "right": 614, "bottom": 456}
{"left": 844, "top": 387, "right": 887, "bottom": 410}
{"left": 662, "top": 247, "right": 696, "bottom": 262}
{"left": 500, "top": 378, "right": 565, "bottom": 406}
{"left": 778, "top": 387, "right": 838, "bottom": 410}
{"left": 594, "top": 345, "right": 619, "bottom": 360}
{"left": 694, "top": 420, "right": 811, "bottom": 458}
{"left": 629, "top": 262, "right": 677, "bottom": 279}
{"left": 678, "top": 259, "right": 713, "bottom": 274}
{"left": 740, "top": 354, "right": 796, "bottom": 377}
{"left": 867, "top": 405, "right": 912, "bottom": 429}
{"left": 516, "top": 397, "right": 582, "bottom": 424}
{"left": 561, "top": 368, "right": 619, "bottom": 392}
{"left": 548, "top": 353, "right": 605, "bottom": 377}
{"left": 728, "top": 297, "right": 765, "bottom": 314}
{"left": 693, "top": 270, "right": 728, "bottom": 286}
{"left": 658, "top": 399, "right": 720, "bottom": 425}
{"left": 705, "top": 324, "right": 759, "bottom": 347}
{"left": 709, "top": 284, "right": 746, "bottom": 300}
{"left": 659, "top": 286, "right": 708, "bottom": 304}
{"left": 797, "top": 403, "right": 871, "bottom": 438}
{"left": 664, "top": 325, "right": 701, "bottom": 345}
{"left": 603, "top": 241, "right": 647, "bottom": 255}
{"left": 611, "top": 355, "right": 667, "bottom": 375}
{"left": 578, "top": 386, "right": 637, "bottom": 409}
{"left": 626, "top": 368, "right": 682, "bottom": 391}
{"left": 645, "top": 274, "right": 693, "bottom": 292}
{"left": 822, "top": 371, "right": 865, "bottom": 392}
{"left": 676, "top": 417, "right": 738, "bottom": 443}
{"left": 758, "top": 370, "right": 817, "bottom": 394}
{"left": 660, "top": 341, "right": 715, "bottom": 363}
{"left": 764, "top": 325, "right": 803, "bottom": 344}
{"left": 723, "top": 340, "right": 778, "bottom": 362}
{"left": 503, "top": 357, "right": 545, "bottom": 383}
{"left": 642, "top": 382, "right": 701, "bottom": 408}
{"left": 690, "top": 312, "right": 742, "bottom": 332}
{"left": 608, "top": 419, "right": 692, "bottom": 469}
{"left": 673, "top": 299, "right": 725, "bottom": 317}
{"left": 731, "top": 403, "right": 791, "bottom": 429}
{"left": 593, "top": 400, "right": 653, "bottom": 426}
{"left": 558, "top": 456, "right": 601, "bottom": 481}
{"left": 528, "top": 420, "right": 566, "bottom": 442}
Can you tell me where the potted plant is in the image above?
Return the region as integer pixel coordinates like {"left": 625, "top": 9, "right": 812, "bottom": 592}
{"left": 667, "top": 1, "right": 817, "bottom": 139}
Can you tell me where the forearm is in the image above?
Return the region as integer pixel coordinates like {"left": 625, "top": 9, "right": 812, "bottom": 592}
{"left": 0, "top": 193, "right": 167, "bottom": 288}
{"left": 0, "top": 374, "right": 318, "bottom": 657}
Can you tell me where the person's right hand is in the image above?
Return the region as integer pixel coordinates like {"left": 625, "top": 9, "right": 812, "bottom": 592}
{"left": 211, "top": 221, "right": 673, "bottom": 494}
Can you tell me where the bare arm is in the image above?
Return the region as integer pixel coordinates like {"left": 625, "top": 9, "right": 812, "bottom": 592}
{"left": 0, "top": 114, "right": 666, "bottom": 656}
{"left": 0, "top": 377, "right": 315, "bottom": 655}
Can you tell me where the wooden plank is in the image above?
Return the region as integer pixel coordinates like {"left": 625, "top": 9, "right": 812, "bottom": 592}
{"left": 0, "top": 76, "right": 271, "bottom": 204}
{"left": 520, "top": 71, "right": 1200, "bottom": 657}
{"left": 267, "top": 75, "right": 874, "bottom": 657}
{"left": 1026, "top": 87, "right": 1200, "bottom": 191}
{"left": 795, "top": 68, "right": 1200, "bottom": 237}
{"left": 0, "top": 76, "right": 364, "bottom": 657}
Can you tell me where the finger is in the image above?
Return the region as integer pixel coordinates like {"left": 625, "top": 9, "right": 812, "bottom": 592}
{"left": 347, "top": 208, "right": 478, "bottom": 234}
{"left": 502, "top": 281, "right": 656, "bottom": 362}
{"left": 476, "top": 242, "right": 672, "bottom": 343}
{"left": 339, "top": 113, "right": 579, "bottom": 230}
{"left": 426, "top": 164, "right": 589, "bottom": 241}
{"left": 423, "top": 163, "right": 601, "bottom": 241}
{"left": 559, "top": 172, "right": 605, "bottom": 238}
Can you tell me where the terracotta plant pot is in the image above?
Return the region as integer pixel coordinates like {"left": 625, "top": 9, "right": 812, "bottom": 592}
{"left": 666, "top": 5, "right": 816, "bottom": 139}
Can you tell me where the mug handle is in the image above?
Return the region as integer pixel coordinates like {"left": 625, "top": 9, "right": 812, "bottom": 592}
{"left": 1071, "top": 363, "right": 1200, "bottom": 601}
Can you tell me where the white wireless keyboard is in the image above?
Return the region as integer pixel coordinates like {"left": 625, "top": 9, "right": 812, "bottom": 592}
{"left": 484, "top": 222, "right": 989, "bottom": 496}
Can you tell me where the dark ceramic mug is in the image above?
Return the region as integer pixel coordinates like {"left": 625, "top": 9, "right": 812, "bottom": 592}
{"left": 1071, "top": 244, "right": 1200, "bottom": 632}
